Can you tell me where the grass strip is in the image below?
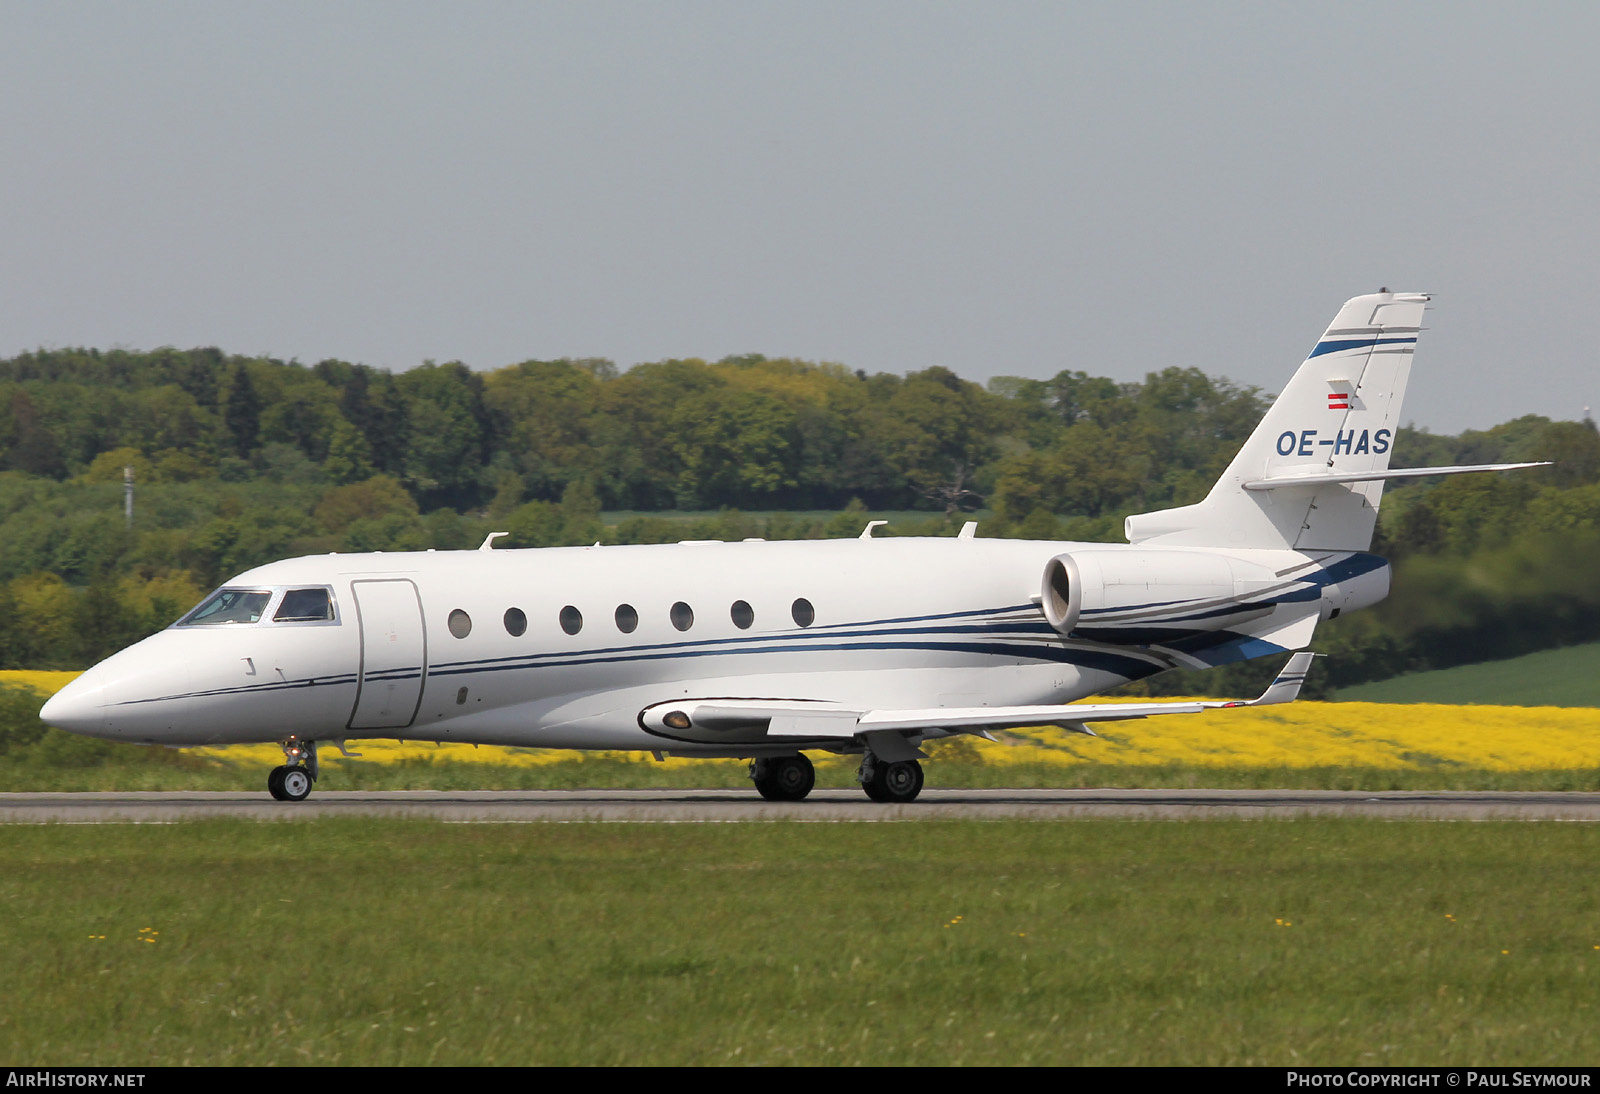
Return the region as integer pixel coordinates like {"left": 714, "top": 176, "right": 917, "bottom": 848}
{"left": 9, "top": 748, "right": 1600, "bottom": 790}
{"left": 8, "top": 751, "right": 1600, "bottom": 792}
{"left": 3, "top": 818, "right": 1597, "bottom": 1066}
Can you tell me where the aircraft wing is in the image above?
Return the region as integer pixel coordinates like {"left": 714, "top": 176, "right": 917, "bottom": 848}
{"left": 641, "top": 652, "right": 1314, "bottom": 741}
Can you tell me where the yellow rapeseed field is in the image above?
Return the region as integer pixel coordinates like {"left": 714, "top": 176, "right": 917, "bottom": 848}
{"left": 0, "top": 670, "right": 81, "bottom": 694}
{"left": 6, "top": 671, "right": 1597, "bottom": 771}
{"left": 971, "top": 700, "right": 1600, "bottom": 771}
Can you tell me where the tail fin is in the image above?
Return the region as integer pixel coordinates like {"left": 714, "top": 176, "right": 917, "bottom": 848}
{"left": 1127, "top": 291, "right": 1433, "bottom": 551}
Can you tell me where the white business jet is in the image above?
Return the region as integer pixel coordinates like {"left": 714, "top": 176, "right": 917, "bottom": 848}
{"left": 41, "top": 292, "right": 1543, "bottom": 802}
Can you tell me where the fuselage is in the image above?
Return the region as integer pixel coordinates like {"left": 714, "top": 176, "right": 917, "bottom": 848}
{"left": 40, "top": 535, "right": 1384, "bottom": 754}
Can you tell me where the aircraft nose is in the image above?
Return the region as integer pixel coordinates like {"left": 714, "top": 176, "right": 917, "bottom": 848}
{"left": 39, "top": 678, "right": 111, "bottom": 737}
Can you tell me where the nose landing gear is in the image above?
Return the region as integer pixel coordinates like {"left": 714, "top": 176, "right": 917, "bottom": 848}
{"left": 267, "top": 738, "right": 318, "bottom": 802}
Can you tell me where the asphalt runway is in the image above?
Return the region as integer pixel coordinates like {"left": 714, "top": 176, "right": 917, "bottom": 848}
{"left": 4, "top": 788, "right": 1600, "bottom": 822}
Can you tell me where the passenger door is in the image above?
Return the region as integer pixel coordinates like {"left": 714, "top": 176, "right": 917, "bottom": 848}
{"left": 348, "top": 579, "right": 427, "bottom": 730}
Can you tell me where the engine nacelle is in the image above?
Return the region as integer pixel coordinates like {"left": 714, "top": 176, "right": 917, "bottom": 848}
{"left": 1317, "top": 558, "right": 1391, "bottom": 620}
{"left": 1041, "top": 548, "right": 1280, "bottom": 639}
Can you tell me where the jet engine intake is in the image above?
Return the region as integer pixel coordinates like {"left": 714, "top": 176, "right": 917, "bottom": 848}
{"left": 1040, "top": 548, "right": 1280, "bottom": 639}
{"left": 1040, "top": 554, "right": 1082, "bottom": 635}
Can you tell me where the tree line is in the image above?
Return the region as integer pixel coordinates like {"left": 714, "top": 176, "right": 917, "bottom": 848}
{"left": 3, "top": 344, "right": 1599, "bottom": 691}
{"left": 0, "top": 346, "right": 1275, "bottom": 515}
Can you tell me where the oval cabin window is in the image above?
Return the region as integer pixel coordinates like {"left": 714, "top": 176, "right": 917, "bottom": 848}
{"left": 670, "top": 602, "right": 694, "bottom": 632}
{"left": 559, "top": 606, "right": 583, "bottom": 635}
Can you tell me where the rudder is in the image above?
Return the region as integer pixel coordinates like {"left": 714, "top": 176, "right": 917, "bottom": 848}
{"left": 1125, "top": 291, "right": 1430, "bottom": 551}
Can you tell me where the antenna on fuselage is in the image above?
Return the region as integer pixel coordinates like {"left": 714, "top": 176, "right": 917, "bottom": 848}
{"left": 479, "top": 532, "right": 509, "bottom": 551}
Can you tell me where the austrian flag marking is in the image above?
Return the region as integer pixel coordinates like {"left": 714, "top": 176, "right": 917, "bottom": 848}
{"left": 1328, "top": 392, "right": 1351, "bottom": 410}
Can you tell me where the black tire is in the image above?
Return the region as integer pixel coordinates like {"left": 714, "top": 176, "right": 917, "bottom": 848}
{"left": 754, "top": 755, "right": 815, "bottom": 802}
{"left": 267, "top": 765, "right": 288, "bottom": 801}
{"left": 868, "top": 759, "right": 924, "bottom": 803}
{"left": 279, "top": 766, "right": 314, "bottom": 802}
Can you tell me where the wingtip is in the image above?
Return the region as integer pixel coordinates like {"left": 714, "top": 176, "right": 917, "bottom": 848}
{"left": 1249, "top": 651, "right": 1318, "bottom": 706}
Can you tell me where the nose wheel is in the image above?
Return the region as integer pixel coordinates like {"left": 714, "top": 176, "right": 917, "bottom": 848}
{"left": 267, "top": 765, "right": 313, "bottom": 802}
{"left": 267, "top": 738, "right": 318, "bottom": 802}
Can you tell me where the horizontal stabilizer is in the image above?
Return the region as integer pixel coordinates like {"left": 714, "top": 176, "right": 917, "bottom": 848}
{"left": 1127, "top": 291, "right": 1434, "bottom": 550}
{"left": 1117, "top": 292, "right": 1535, "bottom": 551}
{"left": 1243, "top": 462, "right": 1549, "bottom": 491}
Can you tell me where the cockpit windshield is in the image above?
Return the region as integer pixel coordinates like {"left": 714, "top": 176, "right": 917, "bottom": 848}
{"left": 177, "top": 588, "right": 273, "bottom": 626}
{"left": 275, "top": 588, "right": 334, "bottom": 622}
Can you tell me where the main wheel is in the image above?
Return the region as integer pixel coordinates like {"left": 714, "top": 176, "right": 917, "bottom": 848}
{"left": 267, "top": 765, "right": 289, "bottom": 801}
{"left": 279, "top": 766, "right": 314, "bottom": 802}
{"left": 866, "top": 759, "right": 924, "bottom": 803}
{"left": 752, "top": 754, "right": 819, "bottom": 799}
{"left": 859, "top": 758, "right": 888, "bottom": 802}
{"left": 754, "top": 755, "right": 815, "bottom": 802}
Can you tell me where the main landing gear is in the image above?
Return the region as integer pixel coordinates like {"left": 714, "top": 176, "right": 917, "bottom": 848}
{"left": 858, "top": 754, "right": 924, "bottom": 804}
{"left": 268, "top": 738, "right": 318, "bottom": 802}
{"left": 750, "top": 755, "right": 816, "bottom": 801}
{"left": 747, "top": 752, "right": 926, "bottom": 803}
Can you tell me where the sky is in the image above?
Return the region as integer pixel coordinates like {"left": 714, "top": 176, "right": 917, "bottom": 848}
{"left": 1, "top": 1, "right": 1595, "bottom": 433}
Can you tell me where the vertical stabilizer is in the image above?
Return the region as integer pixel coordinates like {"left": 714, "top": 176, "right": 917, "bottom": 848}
{"left": 1125, "top": 291, "right": 1429, "bottom": 551}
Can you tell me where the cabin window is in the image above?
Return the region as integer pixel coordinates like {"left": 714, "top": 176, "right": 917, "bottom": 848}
{"left": 792, "top": 598, "right": 815, "bottom": 628}
{"left": 670, "top": 601, "right": 694, "bottom": 631}
{"left": 730, "top": 600, "right": 754, "bottom": 629}
{"left": 448, "top": 609, "right": 472, "bottom": 639}
{"left": 275, "top": 588, "right": 334, "bottom": 623}
{"left": 504, "top": 608, "right": 527, "bottom": 636}
{"left": 560, "top": 606, "right": 583, "bottom": 635}
{"left": 615, "top": 604, "right": 638, "bottom": 633}
{"left": 177, "top": 588, "right": 273, "bottom": 626}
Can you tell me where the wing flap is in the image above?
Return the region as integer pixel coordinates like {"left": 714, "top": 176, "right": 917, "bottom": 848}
{"left": 767, "top": 712, "right": 866, "bottom": 737}
{"left": 639, "top": 653, "right": 1317, "bottom": 741}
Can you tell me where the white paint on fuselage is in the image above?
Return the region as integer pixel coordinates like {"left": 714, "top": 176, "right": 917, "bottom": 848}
{"left": 44, "top": 536, "right": 1318, "bottom": 752}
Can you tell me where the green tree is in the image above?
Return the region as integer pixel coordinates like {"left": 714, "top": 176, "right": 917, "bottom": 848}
{"left": 223, "top": 365, "right": 262, "bottom": 458}
{"left": 868, "top": 368, "right": 999, "bottom": 513}
{"left": 322, "top": 420, "right": 376, "bottom": 485}
{"left": 3, "top": 390, "right": 66, "bottom": 477}
{"left": 131, "top": 386, "right": 215, "bottom": 456}
{"left": 483, "top": 359, "right": 605, "bottom": 500}
{"left": 9, "top": 573, "right": 76, "bottom": 667}
{"left": 397, "top": 362, "right": 490, "bottom": 508}
{"left": 313, "top": 475, "right": 419, "bottom": 535}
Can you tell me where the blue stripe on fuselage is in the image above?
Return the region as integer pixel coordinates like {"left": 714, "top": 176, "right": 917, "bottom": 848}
{"left": 111, "top": 555, "right": 1388, "bottom": 709}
